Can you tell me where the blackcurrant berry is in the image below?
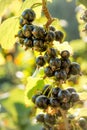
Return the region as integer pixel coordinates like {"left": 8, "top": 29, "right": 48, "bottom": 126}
{"left": 16, "top": 30, "right": 24, "bottom": 38}
{"left": 78, "top": 117, "right": 87, "bottom": 129}
{"left": 44, "top": 66, "right": 54, "bottom": 77}
{"left": 32, "top": 26, "right": 46, "bottom": 39}
{"left": 60, "top": 50, "right": 70, "bottom": 59}
{"left": 32, "top": 93, "right": 41, "bottom": 104}
{"left": 46, "top": 48, "right": 57, "bottom": 57}
{"left": 35, "top": 95, "right": 49, "bottom": 109}
{"left": 61, "top": 58, "right": 71, "bottom": 68}
{"left": 18, "top": 38, "right": 25, "bottom": 45}
{"left": 36, "top": 114, "right": 44, "bottom": 122}
{"left": 19, "top": 18, "right": 29, "bottom": 27}
{"left": 70, "top": 92, "right": 79, "bottom": 102}
{"left": 44, "top": 114, "right": 56, "bottom": 126}
{"left": 22, "top": 24, "right": 33, "bottom": 38}
{"left": 55, "top": 70, "right": 67, "bottom": 81}
{"left": 55, "top": 31, "right": 64, "bottom": 42}
{"left": 50, "top": 97, "right": 60, "bottom": 107}
{"left": 58, "top": 90, "right": 71, "bottom": 103}
{"left": 48, "top": 26, "right": 55, "bottom": 31}
{"left": 49, "top": 57, "right": 61, "bottom": 71}
{"left": 44, "top": 52, "right": 54, "bottom": 63}
{"left": 60, "top": 102, "right": 70, "bottom": 110}
{"left": 69, "top": 62, "right": 81, "bottom": 75}
{"left": 42, "top": 84, "right": 51, "bottom": 96}
{"left": 45, "top": 30, "right": 55, "bottom": 42}
{"left": 24, "top": 38, "right": 33, "bottom": 48}
{"left": 66, "top": 87, "right": 76, "bottom": 94}
{"left": 36, "top": 56, "right": 45, "bottom": 67}
{"left": 22, "top": 8, "right": 36, "bottom": 22}
{"left": 51, "top": 87, "right": 61, "bottom": 97}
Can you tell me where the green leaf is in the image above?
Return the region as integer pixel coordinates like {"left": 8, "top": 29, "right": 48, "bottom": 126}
{"left": 0, "top": 16, "right": 19, "bottom": 49}
{"left": 0, "top": 0, "right": 13, "bottom": 15}
{"left": 77, "top": 0, "right": 87, "bottom": 7}
{"left": 25, "top": 76, "right": 45, "bottom": 100}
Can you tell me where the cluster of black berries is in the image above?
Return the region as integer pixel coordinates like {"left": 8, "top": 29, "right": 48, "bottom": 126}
{"left": 36, "top": 48, "right": 81, "bottom": 83}
{"left": 16, "top": 8, "right": 64, "bottom": 50}
{"left": 81, "top": 9, "right": 87, "bottom": 32}
{"left": 32, "top": 85, "right": 79, "bottom": 129}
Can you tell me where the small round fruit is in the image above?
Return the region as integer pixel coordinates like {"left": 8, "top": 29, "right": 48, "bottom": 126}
{"left": 22, "top": 24, "right": 32, "bottom": 38}
{"left": 60, "top": 102, "right": 70, "bottom": 110}
{"left": 19, "top": 18, "right": 29, "bottom": 27}
{"left": 50, "top": 97, "right": 60, "bottom": 107}
{"left": 44, "top": 114, "right": 56, "bottom": 126}
{"left": 51, "top": 87, "right": 61, "bottom": 97}
{"left": 22, "top": 8, "right": 36, "bottom": 22}
{"left": 66, "top": 87, "right": 76, "bottom": 94}
{"left": 60, "top": 50, "right": 70, "bottom": 59}
{"left": 36, "top": 56, "right": 45, "bottom": 67}
{"left": 70, "top": 92, "right": 79, "bottom": 102}
{"left": 46, "top": 48, "right": 57, "bottom": 57}
{"left": 45, "top": 30, "right": 55, "bottom": 42}
{"left": 35, "top": 95, "right": 49, "bottom": 109}
{"left": 58, "top": 89, "right": 71, "bottom": 103}
{"left": 32, "top": 93, "right": 41, "bottom": 104}
{"left": 55, "top": 31, "right": 64, "bottom": 42}
{"left": 69, "top": 62, "right": 81, "bottom": 75}
{"left": 24, "top": 38, "right": 33, "bottom": 47}
{"left": 61, "top": 58, "right": 71, "bottom": 68}
{"left": 48, "top": 26, "right": 55, "bottom": 31}
{"left": 55, "top": 70, "right": 67, "bottom": 81}
{"left": 36, "top": 114, "right": 44, "bottom": 122}
{"left": 16, "top": 30, "right": 24, "bottom": 38}
{"left": 44, "top": 66, "right": 54, "bottom": 77}
{"left": 49, "top": 57, "right": 61, "bottom": 71}
{"left": 44, "top": 52, "right": 54, "bottom": 63}
{"left": 78, "top": 117, "right": 87, "bottom": 129}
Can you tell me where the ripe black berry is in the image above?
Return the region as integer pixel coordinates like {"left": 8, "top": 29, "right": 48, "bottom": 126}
{"left": 49, "top": 57, "right": 61, "bottom": 71}
{"left": 44, "top": 114, "right": 56, "bottom": 126}
{"left": 61, "top": 58, "right": 71, "bottom": 68}
{"left": 69, "top": 62, "right": 81, "bottom": 75}
{"left": 51, "top": 87, "right": 61, "bottom": 97}
{"left": 32, "top": 26, "right": 46, "bottom": 39}
{"left": 35, "top": 95, "right": 49, "bottom": 109}
{"left": 22, "top": 24, "right": 32, "bottom": 38}
{"left": 44, "top": 52, "right": 54, "bottom": 63}
{"left": 55, "top": 31, "right": 64, "bottom": 42}
{"left": 45, "top": 30, "right": 55, "bottom": 42}
{"left": 16, "top": 30, "right": 24, "bottom": 38}
{"left": 60, "top": 102, "right": 70, "bottom": 110}
{"left": 50, "top": 97, "right": 60, "bottom": 107}
{"left": 70, "top": 92, "right": 79, "bottom": 102}
{"left": 44, "top": 66, "right": 54, "bottom": 77}
{"left": 36, "top": 114, "right": 44, "bottom": 122}
{"left": 78, "top": 117, "right": 87, "bottom": 129}
{"left": 42, "top": 84, "right": 51, "bottom": 96}
{"left": 32, "top": 93, "right": 41, "bottom": 104}
{"left": 46, "top": 48, "right": 57, "bottom": 57}
{"left": 22, "top": 8, "right": 36, "bottom": 22}
{"left": 58, "top": 90, "right": 71, "bottom": 103}
{"left": 36, "top": 56, "right": 45, "bottom": 67}
{"left": 66, "top": 87, "right": 76, "bottom": 94}
{"left": 60, "top": 50, "right": 70, "bottom": 59}
{"left": 24, "top": 38, "right": 33, "bottom": 48}
{"left": 48, "top": 26, "right": 55, "bottom": 31}
{"left": 19, "top": 18, "right": 29, "bottom": 27}
{"left": 55, "top": 70, "right": 67, "bottom": 81}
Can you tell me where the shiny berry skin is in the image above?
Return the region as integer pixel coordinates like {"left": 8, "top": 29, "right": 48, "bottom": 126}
{"left": 18, "top": 38, "right": 24, "bottom": 45}
{"left": 58, "top": 90, "right": 71, "bottom": 103}
{"left": 36, "top": 56, "right": 45, "bottom": 67}
{"left": 32, "top": 26, "right": 46, "bottom": 39}
{"left": 66, "top": 87, "right": 76, "bottom": 94}
{"left": 24, "top": 38, "right": 33, "bottom": 47}
{"left": 22, "top": 8, "right": 36, "bottom": 22}
{"left": 44, "top": 52, "right": 54, "bottom": 63}
{"left": 16, "top": 30, "right": 24, "bottom": 38}
{"left": 42, "top": 84, "right": 51, "bottom": 96}
{"left": 61, "top": 50, "right": 70, "bottom": 59}
{"left": 32, "top": 93, "right": 41, "bottom": 104}
{"left": 44, "top": 114, "right": 56, "bottom": 126}
{"left": 61, "top": 58, "right": 71, "bottom": 68}
{"left": 55, "top": 31, "right": 64, "bottom": 42}
{"left": 19, "top": 18, "right": 29, "bottom": 27}
{"left": 70, "top": 92, "right": 79, "bottom": 102}
{"left": 50, "top": 97, "right": 60, "bottom": 107}
{"left": 49, "top": 57, "right": 61, "bottom": 71}
{"left": 55, "top": 70, "right": 67, "bottom": 81}
{"left": 45, "top": 30, "right": 55, "bottom": 42}
{"left": 22, "top": 24, "right": 33, "bottom": 38}
{"left": 36, "top": 114, "right": 44, "bottom": 122}
{"left": 35, "top": 95, "right": 49, "bottom": 109}
{"left": 51, "top": 87, "right": 61, "bottom": 97}
{"left": 78, "top": 117, "right": 87, "bottom": 129}
{"left": 60, "top": 102, "right": 70, "bottom": 110}
{"left": 46, "top": 48, "right": 57, "bottom": 57}
{"left": 44, "top": 66, "right": 54, "bottom": 77}
{"left": 48, "top": 26, "right": 55, "bottom": 31}
{"left": 69, "top": 62, "right": 81, "bottom": 75}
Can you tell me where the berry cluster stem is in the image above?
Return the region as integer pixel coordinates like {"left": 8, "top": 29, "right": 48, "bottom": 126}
{"left": 42, "top": 0, "right": 55, "bottom": 28}
{"left": 60, "top": 108, "right": 70, "bottom": 130}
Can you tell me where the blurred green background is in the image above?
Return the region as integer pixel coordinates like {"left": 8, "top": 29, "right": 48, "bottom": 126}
{"left": 0, "top": 0, "right": 87, "bottom": 130}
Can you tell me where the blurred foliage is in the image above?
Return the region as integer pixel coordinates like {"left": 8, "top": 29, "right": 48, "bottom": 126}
{"left": 0, "top": 0, "right": 87, "bottom": 130}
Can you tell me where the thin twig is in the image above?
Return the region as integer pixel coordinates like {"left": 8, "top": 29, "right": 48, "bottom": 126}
{"left": 42, "top": 0, "right": 55, "bottom": 28}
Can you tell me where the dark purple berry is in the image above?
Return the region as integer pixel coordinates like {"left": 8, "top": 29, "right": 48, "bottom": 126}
{"left": 44, "top": 114, "right": 56, "bottom": 126}
{"left": 78, "top": 117, "right": 87, "bottom": 129}
{"left": 22, "top": 24, "right": 32, "bottom": 38}
{"left": 16, "top": 30, "right": 24, "bottom": 38}
{"left": 55, "top": 31, "right": 64, "bottom": 42}
{"left": 51, "top": 87, "right": 61, "bottom": 97}
{"left": 44, "top": 66, "right": 54, "bottom": 77}
{"left": 60, "top": 102, "right": 70, "bottom": 110}
{"left": 24, "top": 38, "right": 33, "bottom": 47}
{"left": 36, "top": 114, "right": 44, "bottom": 122}
{"left": 50, "top": 97, "right": 60, "bottom": 107}
{"left": 61, "top": 50, "right": 70, "bottom": 59}
{"left": 45, "top": 30, "right": 55, "bottom": 42}
{"left": 35, "top": 95, "right": 49, "bottom": 109}
{"left": 42, "top": 84, "right": 51, "bottom": 96}
{"left": 46, "top": 48, "right": 57, "bottom": 57}
{"left": 19, "top": 18, "right": 29, "bottom": 27}
{"left": 44, "top": 52, "right": 54, "bottom": 63}
{"left": 32, "top": 93, "right": 41, "bottom": 104}
{"left": 55, "top": 70, "right": 67, "bottom": 81}
{"left": 36, "top": 56, "right": 45, "bottom": 67}
{"left": 48, "top": 26, "right": 55, "bottom": 31}
{"left": 66, "top": 87, "right": 76, "bottom": 94}
{"left": 70, "top": 92, "right": 79, "bottom": 102}
{"left": 61, "top": 58, "right": 71, "bottom": 68}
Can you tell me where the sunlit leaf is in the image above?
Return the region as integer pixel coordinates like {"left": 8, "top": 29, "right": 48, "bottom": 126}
{"left": 25, "top": 76, "right": 45, "bottom": 100}
{"left": 0, "top": 16, "right": 19, "bottom": 49}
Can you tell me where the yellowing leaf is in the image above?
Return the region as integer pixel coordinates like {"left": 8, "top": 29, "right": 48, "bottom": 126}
{"left": 0, "top": 17, "right": 19, "bottom": 49}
